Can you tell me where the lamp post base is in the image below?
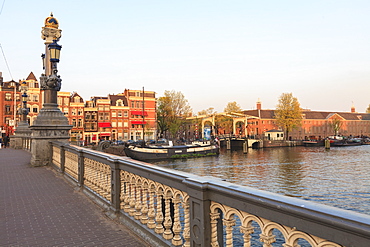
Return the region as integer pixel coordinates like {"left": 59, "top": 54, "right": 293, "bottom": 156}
{"left": 30, "top": 105, "right": 72, "bottom": 167}
{"left": 11, "top": 121, "right": 31, "bottom": 149}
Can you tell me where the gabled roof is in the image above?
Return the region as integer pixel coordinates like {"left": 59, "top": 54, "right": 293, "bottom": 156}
{"left": 70, "top": 92, "right": 84, "bottom": 103}
{"left": 109, "top": 94, "right": 128, "bottom": 106}
{"left": 26, "top": 72, "right": 37, "bottom": 81}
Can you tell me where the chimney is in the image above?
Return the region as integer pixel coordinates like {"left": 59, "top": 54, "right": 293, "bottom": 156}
{"left": 256, "top": 99, "right": 262, "bottom": 110}
{"left": 351, "top": 102, "right": 356, "bottom": 113}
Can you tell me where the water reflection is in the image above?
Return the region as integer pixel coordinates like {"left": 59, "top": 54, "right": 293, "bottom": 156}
{"left": 153, "top": 145, "right": 370, "bottom": 215}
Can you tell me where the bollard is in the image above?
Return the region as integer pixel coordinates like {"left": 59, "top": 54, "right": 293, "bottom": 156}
{"left": 243, "top": 140, "right": 248, "bottom": 153}
{"left": 325, "top": 139, "right": 330, "bottom": 149}
{"left": 226, "top": 139, "right": 231, "bottom": 150}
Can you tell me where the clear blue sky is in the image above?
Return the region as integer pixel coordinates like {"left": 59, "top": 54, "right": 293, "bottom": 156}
{"left": 1, "top": 0, "right": 370, "bottom": 114}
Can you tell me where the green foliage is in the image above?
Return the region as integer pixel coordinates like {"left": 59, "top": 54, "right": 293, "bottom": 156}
{"left": 224, "top": 101, "right": 242, "bottom": 113}
{"left": 170, "top": 153, "right": 218, "bottom": 159}
{"left": 275, "top": 93, "right": 302, "bottom": 140}
{"left": 329, "top": 117, "right": 343, "bottom": 136}
{"left": 156, "top": 90, "right": 192, "bottom": 139}
{"left": 366, "top": 104, "right": 370, "bottom": 113}
{"left": 198, "top": 107, "right": 216, "bottom": 116}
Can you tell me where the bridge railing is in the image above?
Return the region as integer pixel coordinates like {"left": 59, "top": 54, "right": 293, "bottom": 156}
{"left": 50, "top": 141, "right": 370, "bottom": 246}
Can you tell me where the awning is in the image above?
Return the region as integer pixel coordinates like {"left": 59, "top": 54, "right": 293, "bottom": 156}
{"left": 131, "top": 111, "right": 148, "bottom": 116}
{"left": 99, "top": 133, "right": 111, "bottom": 137}
{"left": 98, "top": 122, "right": 112, "bottom": 128}
{"left": 131, "top": 121, "right": 147, "bottom": 125}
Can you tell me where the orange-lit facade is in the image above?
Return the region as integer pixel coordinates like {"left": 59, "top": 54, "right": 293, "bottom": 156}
{"left": 0, "top": 72, "right": 157, "bottom": 143}
{"left": 243, "top": 101, "right": 370, "bottom": 140}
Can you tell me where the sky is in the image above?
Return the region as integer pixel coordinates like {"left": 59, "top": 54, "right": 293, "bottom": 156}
{"left": 1, "top": 0, "right": 370, "bottom": 114}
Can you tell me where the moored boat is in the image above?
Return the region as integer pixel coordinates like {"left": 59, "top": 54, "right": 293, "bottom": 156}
{"left": 124, "top": 143, "right": 219, "bottom": 161}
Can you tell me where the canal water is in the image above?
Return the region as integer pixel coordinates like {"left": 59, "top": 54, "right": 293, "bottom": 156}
{"left": 154, "top": 145, "right": 370, "bottom": 215}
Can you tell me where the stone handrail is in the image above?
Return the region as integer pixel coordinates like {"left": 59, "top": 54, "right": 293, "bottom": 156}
{"left": 50, "top": 141, "right": 370, "bottom": 246}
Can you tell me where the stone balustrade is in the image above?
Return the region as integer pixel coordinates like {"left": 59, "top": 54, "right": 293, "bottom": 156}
{"left": 50, "top": 141, "right": 370, "bottom": 246}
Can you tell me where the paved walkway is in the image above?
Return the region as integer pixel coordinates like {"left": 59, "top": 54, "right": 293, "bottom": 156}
{"left": 0, "top": 148, "right": 148, "bottom": 247}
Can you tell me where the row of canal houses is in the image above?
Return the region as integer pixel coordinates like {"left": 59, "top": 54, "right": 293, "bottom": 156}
{"left": 2, "top": 72, "right": 370, "bottom": 142}
{"left": 0, "top": 72, "right": 156, "bottom": 143}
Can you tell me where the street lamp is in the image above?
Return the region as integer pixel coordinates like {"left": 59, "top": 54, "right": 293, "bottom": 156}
{"left": 48, "top": 40, "right": 61, "bottom": 64}
{"left": 19, "top": 81, "right": 29, "bottom": 124}
{"left": 9, "top": 80, "right": 17, "bottom": 131}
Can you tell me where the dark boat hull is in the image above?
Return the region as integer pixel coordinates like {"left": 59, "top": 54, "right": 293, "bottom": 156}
{"left": 124, "top": 145, "right": 219, "bottom": 161}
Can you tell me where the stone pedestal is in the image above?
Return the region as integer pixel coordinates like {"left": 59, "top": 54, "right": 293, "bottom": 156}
{"left": 11, "top": 121, "right": 32, "bottom": 149}
{"left": 30, "top": 103, "right": 72, "bottom": 167}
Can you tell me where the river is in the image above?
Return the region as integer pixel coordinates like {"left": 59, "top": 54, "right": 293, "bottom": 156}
{"left": 153, "top": 145, "right": 370, "bottom": 215}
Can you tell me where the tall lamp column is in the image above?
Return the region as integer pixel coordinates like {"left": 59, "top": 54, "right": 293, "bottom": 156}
{"left": 29, "top": 13, "right": 72, "bottom": 167}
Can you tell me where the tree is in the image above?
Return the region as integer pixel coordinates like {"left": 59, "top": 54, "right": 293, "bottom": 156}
{"left": 329, "top": 117, "right": 343, "bottom": 136}
{"left": 366, "top": 104, "right": 370, "bottom": 113}
{"left": 224, "top": 101, "right": 242, "bottom": 113}
{"left": 275, "top": 93, "right": 302, "bottom": 140}
{"left": 156, "top": 90, "right": 192, "bottom": 140}
{"left": 198, "top": 107, "right": 216, "bottom": 116}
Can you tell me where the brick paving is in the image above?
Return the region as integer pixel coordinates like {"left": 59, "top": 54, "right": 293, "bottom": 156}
{"left": 0, "top": 148, "right": 148, "bottom": 247}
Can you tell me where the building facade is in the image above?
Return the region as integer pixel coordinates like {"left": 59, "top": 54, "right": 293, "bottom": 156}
{"left": 0, "top": 72, "right": 157, "bottom": 144}
{"left": 243, "top": 101, "right": 370, "bottom": 140}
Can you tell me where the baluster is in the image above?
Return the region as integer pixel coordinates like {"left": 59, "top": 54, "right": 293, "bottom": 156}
{"left": 223, "top": 218, "right": 236, "bottom": 247}
{"left": 129, "top": 179, "right": 137, "bottom": 216}
{"left": 135, "top": 181, "right": 142, "bottom": 220}
{"left": 240, "top": 225, "right": 254, "bottom": 247}
{"left": 140, "top": 184, "right": 149, "bottom": 224}
{"left": 155, "top": 192, "right": 164, "bottom": 234}
{"left": 147, "top": 187, "right": 156, "bottom": 229}
{"left": 259, "top": 233, "right": 276, "bottom": 247}
{"left": 183, "top": 197, "right": 190, "bottom": 247}
{"left": 120, "top": 173, "right": 127, "bottom": 210}
{"left": 124, "top": 181, "right": 131, "bottom": 213}
{"left": 210, "top": 212, "right": 220, "bottom": 247}
{"left": 163, "top": 193, "right": 173, "bottom": 240}
{"left": 171, "top": 196, "right": 182, "bottom": 246}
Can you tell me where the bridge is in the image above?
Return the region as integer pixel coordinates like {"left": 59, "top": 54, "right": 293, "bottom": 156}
{"left": 3, "top": 140, "right": 370, "bottom": 246}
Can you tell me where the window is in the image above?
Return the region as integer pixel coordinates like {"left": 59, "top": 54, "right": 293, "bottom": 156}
{"left": 5, "top": 93, "right": 11, "bottom": 101}
{"left": 5, "top": 105, "right": 11, "bottom": 113}
{"left": 78, "top": 119, "right": 83, "bottom": 128}
{"left": 32, "top": 107, "right": 38, "bottom": 113}
{"left": 72, "top": 119, "right": 77, "bottom": 127}
{"left": 118, "top": 111, "right": 122, "bottom": 117}
{"left": 112, "top": 122, "right": 117, "bottom": 127}
{"left": 112, "top": 111, "right": 117, "bottom": 117}
{"left": 116, "top": 100, "right": 123, "bottom": 106}
{"left": 74, "top": 96, "right": 80, "bottom": 103}
{"left": 71, "top": 109, "right": 77, "bottom": 115}
{"left": 64, "top": 98, "right": 69, "bottom": 105}
{"left": 78, "top": 109, "right": 83, "bottom": 116}
{"left": 131, "top": 101, "right": 135, "bottom": 108}
{"left": 124, "top": 111, "right": 128, "bottom": 117}
{"left": 33, "top": 95, "right": 38, "bottom": 102}
{"left": 118, "top": 122, "right": 122, "bottom": 127}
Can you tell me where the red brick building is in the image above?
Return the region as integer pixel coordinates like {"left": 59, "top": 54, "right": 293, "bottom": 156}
{"left": 0, "top": 72, "right": 157, "bottom": 143}
{"left": 243, "top": 100, "right": 370, "bottom": 140}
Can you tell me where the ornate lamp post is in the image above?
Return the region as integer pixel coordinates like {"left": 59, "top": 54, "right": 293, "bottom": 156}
{"left": 30, "top": 13, "right": 72, "bottom": 166}
{"left": 19, "top": 81, "right": 29, "bottom": 124}
{"left": 11, "top": 81, "right": 31, "bottom": 149}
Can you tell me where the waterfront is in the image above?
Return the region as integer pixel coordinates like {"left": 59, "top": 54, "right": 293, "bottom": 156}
{"left": 154, "top": 145, "right": 370, "bottom": 215}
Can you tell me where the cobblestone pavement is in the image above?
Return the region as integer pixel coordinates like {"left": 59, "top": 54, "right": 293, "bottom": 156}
{"left": 0, "top": 148, "right": 148, "bottom": 247}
